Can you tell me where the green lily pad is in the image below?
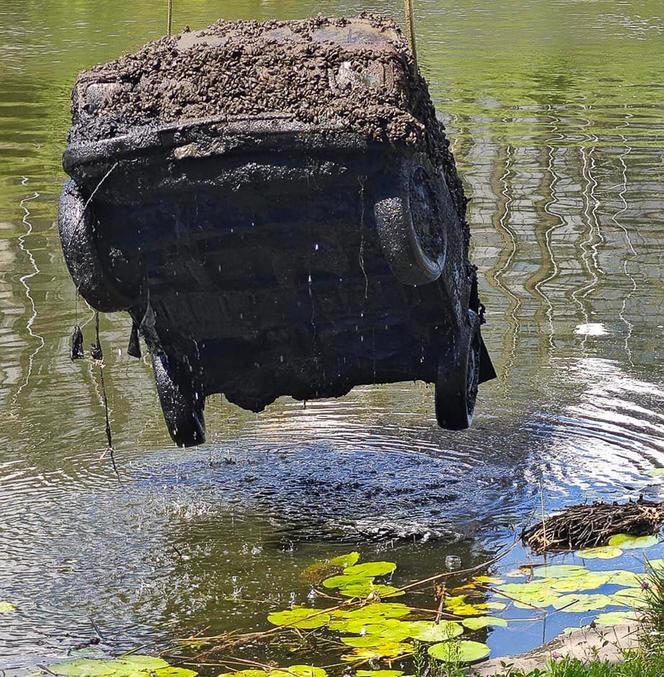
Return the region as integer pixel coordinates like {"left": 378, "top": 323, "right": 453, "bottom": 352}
{"left": 473, "top": 576, "right": 504, "bottom": 585}
{"left": 594, "top": 611, "right": 640, "bottom": 626}
{"left": 46, "top": 660, "right": 118, "bottom": 677}
{"left": 154, "top": 668, "right": 198, "bottom": 677}
{"left": 0, "top": 601, "right": 16, "bottom": 613}
{"left": 45, "top": 656, "right": 185, "bottom": 677}
{"left": 462, "top": 616, "right": 508, "bottom": 630}
{"left": 339, "top": 583, "right": 403, "bottom": 598}
{"left": 428, "top": 640, "right": 490, "bottom": 663}
{"left": 608, "top": 534, "right": 659, "bottom": 550}
{"left": 269, "top": 666, "right": 327, "bottom": 677}
{"left": 607, "top": 570, "right": 643, "bottom": 587}
{"left": 340, "top": 620, "right": 411, "bottom": 646}
{"left": 649, "top": 468, "right": 664, "bottom": 477}
{"left": 405, "top": 620, "right": 464, "bottom": 641}
{"left": 497, "top": 581, "right": 552, "bottom": 595}
{"left": 553, "top": 594, "right": 614, "bottom": 612}
{"left": 341, "top": 642, "right": 413, "bottom": 661}
{"left": 330, "top": 604, "right": 411, "bottom": 631}
{"left": 550, "top": 572, "right": 612, "bottom": 592}
{"left": 612, "top": 588, "right": 650, "bottom": 609}
{"left": 344, "top": 562, "right": 397, "bottom": 577}
{"left": 322, "top": 574, "right": 374, "bottom": 589}
{"left": 532, "top": 565, "right": 587, "bottom": 578}
{"left": 267, "top": 607, "right": 330, "bottom": 629}
{"left": 328, "top": 552, "right": 361, "bottom": 568}
{"left": 577, "top": 546, "right": 623, "bottom": 560}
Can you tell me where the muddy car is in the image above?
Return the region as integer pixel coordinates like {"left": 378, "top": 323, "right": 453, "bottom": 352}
{"left": 58, "top": 15, "right": 496, "bottom": 447}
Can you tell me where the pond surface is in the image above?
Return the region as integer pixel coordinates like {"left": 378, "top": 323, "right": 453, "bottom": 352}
{"left": 0, "top": 0, "right": 663, "bottom": 674}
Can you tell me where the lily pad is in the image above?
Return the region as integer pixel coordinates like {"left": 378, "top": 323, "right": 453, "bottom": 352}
{"left": 272, "top": 666, "right": 327, "bottom": 677}
{"left": 338, "top": 583, "right": 403, "bottom": 599}
{"left": 473, "top": 576, "right": 504, "bottom": 585}
{"left": 329, "top": 552, "right": 361, "bottom": 568}
{"left": 594, "top": 611, "right": 640, "bottom": 626}
{"left": 612, "top": 588, "right": 650, "bottom": 609}
{"left": 550, "top": 572, "right": 611, "bottom": 592}
{"left": 405, "top": 620, "right": 464, "bottom": 642}
{"left": 267, "top": 607, "right": 330, "bottom": 629}
{"left": 553, "top": 594, "right": 614, "bottom": 613}
{"left": 532, "top": 565, "right": 587, "bottom": 578}
{"left": 322, "top": 574, "right": 374, "bottom": 589}
{"left": 340, "top": 620, "right": 411, "bottom": 646}
{"left": 332, "top": 602, "right": 411, "bottom": 621}
{"left": 608, "top": 534, "right": 659, "bottom": 550}
{"left": 462, "top": 616, "right": 508, "bottom": 630}
{"left": 577, "top": 546, "right": 623, "bottom": 560}
{"left": 607, "top": 570, "right": 643, "bottom": 587}
{"left": 428, "top": 640, "right": 490, "bottom": 663}
{"left": 44, "top": 656, "right": 192, "bottom": 677}
{"left": 344, "top": 562, "right": 397, "bottom": 577}
{"left": 341, "top": 642, "right": 413, "bottom": 661}
{"left": 649, "top": 468, "right": 664, "bottom": 477}
{"left": 0, "top": 601, "right": 16, "bottom": 613}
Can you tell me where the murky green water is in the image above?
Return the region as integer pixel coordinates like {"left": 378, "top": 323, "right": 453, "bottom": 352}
{"left": 1, "top": 1, "right": 663, "bottom": 674}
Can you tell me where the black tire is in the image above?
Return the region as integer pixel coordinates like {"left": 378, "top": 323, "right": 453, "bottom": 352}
{"left": 151, "top": 352, "right": 206, "bottom": 447}
{"left": 435, "top": 310, "right": 481, "bottom": 430}
{"left": 58, "top": 179, "right": 134, "bottom": 312}
{"left": 373, "top": 157, "right": 447, "bottom": 286}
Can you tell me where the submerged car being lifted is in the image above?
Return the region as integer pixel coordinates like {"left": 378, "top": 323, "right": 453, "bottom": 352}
{"left": 58, "top": 15, "right": 496, "bottom": 447}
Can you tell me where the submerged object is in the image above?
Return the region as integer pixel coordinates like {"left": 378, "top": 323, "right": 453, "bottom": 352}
{"left": 58, "top": 15, "right": 496, "bottom": 447}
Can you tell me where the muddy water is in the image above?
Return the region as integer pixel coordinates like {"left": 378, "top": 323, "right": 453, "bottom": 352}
{"left": 0, "top": 0, "right": 663, "bottom": 674}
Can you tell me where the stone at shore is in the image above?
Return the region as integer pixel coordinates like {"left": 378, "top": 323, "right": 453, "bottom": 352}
{"left": 472, "top": 622, "right": 640, "bottom": 676}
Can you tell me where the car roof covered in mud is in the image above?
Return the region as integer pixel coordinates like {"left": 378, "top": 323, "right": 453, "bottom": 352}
{"left": 69, "top": 15, "right": 451, "bottom": 167}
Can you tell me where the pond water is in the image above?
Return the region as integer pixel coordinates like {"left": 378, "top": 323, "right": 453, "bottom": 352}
{"left": 0, "top": 0, "right": 663, "bottom": 675}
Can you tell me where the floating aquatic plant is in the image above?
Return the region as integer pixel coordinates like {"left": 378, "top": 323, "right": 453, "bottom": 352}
{"left": 594, "top": 610, "right": 640, "bottom": 626}
{"left": 0, "top": 601, "right": 16, "bottom": 613}
{"left": 577, "top": 545, "right": 623, "bottom": 559}
{"left": 427, "top": 639, "right": 490, "bottom": 663}
{"left": 267, "top": 607, "right": 330, "bottom": 629}
{"left": 461, "top": 616, "right": 508, "bottom": 630}
{"left": 608, "top": 533, "right": 659, "bottom": 550}
{"left": 405, "top": 620, "right": 464, "bottom": 641}
{"left": 35, "top": 655, "right": 197, "bottom": 677}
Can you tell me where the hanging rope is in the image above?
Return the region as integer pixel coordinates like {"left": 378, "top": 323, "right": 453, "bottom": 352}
{"left": 167, "top": 0, "right": 173, "bottom": 37}
{"left": 404, "top": 0, "right": 418, "bottom": 68}
{"left": 93, "top": 312, "right": 122, "bottom": 483}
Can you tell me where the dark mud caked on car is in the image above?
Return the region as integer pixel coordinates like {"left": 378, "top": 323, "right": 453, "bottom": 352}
{"left": 58, "top": 15, "right": 496, "bottom": 447}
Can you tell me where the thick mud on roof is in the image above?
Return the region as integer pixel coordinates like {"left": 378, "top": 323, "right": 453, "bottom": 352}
{"left": 70, "top": 15, "right": 455, "bottom": 172}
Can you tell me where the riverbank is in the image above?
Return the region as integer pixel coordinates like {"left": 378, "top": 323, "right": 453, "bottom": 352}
{"left": 473, "top": 622, "right": 641, "bottom": 675}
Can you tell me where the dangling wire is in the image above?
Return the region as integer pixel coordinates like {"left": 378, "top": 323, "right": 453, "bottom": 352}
{"left": 404, "top": 0, "right": 418, "bottom": 68}
{"left": 93, "top": 312, "right": 122, "bottom": 482}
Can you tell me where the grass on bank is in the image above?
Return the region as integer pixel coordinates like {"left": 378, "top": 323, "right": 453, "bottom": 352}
{"left": 420, "top": 562, "right": 664, "bottom": 677}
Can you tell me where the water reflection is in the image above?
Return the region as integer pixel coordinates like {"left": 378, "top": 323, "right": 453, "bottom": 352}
{"left": 0, "top": 0, "right": 663, "bottom": 673}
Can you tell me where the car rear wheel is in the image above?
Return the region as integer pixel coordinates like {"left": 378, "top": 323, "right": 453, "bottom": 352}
{"left": 151, "top": 351, "right": 206, "bottom": 447}
{"left": 435, "top": 310, "right": 481, "bottom": 430}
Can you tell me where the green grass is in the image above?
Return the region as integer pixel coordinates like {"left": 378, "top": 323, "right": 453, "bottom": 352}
{"left": 489, "top": 652, "right": 664, "bottom": 677}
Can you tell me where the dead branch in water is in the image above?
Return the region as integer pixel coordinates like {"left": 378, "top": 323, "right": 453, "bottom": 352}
{"left": 522, "top": 498, "right": 664, "bottom": 554}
